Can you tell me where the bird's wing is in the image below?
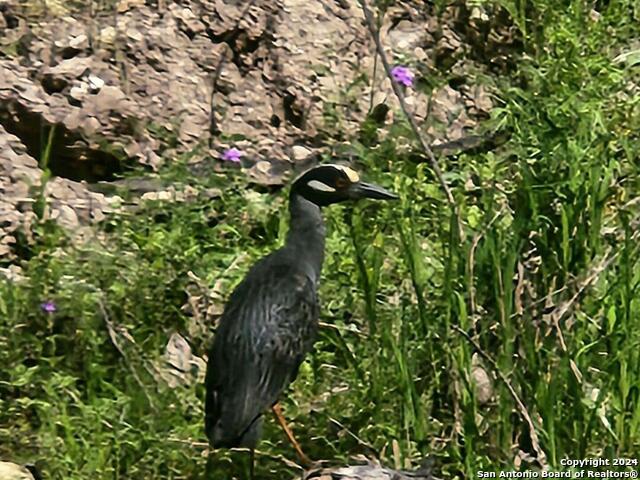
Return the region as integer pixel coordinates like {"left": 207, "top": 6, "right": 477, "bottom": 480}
{"left": 205, "top": 260, "right": 318, "bottom": 447}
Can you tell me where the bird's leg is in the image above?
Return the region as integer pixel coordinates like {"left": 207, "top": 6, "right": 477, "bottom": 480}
{"left": 204, "top": 448, "right": 216, "bottom": 480}
{"left": 249, "top": 448, "right": 255, "bottom": 480}
{"left": 271, "top": 402, "right": 312, "bottom": 466}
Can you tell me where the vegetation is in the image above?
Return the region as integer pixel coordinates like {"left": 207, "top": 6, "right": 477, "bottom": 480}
{"left": 1, "top": 1, "right": 639, "bottom": 479}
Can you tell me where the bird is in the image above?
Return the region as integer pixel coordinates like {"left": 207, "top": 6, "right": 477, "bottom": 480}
{"left": 204, "top": 163, "right": 397, "bottom": 477}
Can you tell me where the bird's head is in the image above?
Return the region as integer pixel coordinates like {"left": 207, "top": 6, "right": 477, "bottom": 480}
{"left": 290, "top": 164, "right": 397, "bottom": 207}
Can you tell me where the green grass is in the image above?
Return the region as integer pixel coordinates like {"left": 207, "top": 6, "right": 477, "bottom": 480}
{"left": 1, "top": 1, "right": 639, "bottom": 478}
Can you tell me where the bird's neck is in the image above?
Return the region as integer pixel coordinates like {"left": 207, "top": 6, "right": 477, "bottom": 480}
{"left": 285, "top": 193, "right": 326, "bottom": 279}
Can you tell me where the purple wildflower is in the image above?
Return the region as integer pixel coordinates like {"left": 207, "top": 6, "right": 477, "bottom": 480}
{"left": 221, "top": 147, "right": 243, "bottom": 163}
{"left": 391, "top": 66, "right": 415, "bottom": 87}
{"left": 40, "top": 300, "right": 57, "bottom": 313}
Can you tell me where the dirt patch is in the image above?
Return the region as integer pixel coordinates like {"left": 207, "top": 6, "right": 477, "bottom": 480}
{"left": 0, "top": 0, "right": 515, "bottom": 259}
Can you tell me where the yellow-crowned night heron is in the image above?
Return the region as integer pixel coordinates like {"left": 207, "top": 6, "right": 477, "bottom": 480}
{"left": 204, "top": 164, "right": 396, "bottom": 476}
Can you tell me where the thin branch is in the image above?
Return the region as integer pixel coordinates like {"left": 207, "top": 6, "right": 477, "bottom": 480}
{"left": 367, "top": 10, "right": 380, "bottom": 113}
{"left": 166, "top": 437, "right": 303, "bottom": 470}
{"left": 166, "top": 436, "right": 209, "bottom": 448}
{"left": 528, "top": 203, "right": 640, "bottom": 318}
{"left": 327, "top": 416, "right": 377, "bottom": 454}
{"left": 98, "top": 297, "right": 156, "bottom": 410}
{"left": 453, "top": 325, "right": 548, "bottom": 468}
{"left": 549, "top": 248, "right": 617, "bottom": 352}
{"left": 468, "top": 205, "right": 507, "bottom": 318}
{"left": 357, "top": 0, "right": 459, "bottom": 230}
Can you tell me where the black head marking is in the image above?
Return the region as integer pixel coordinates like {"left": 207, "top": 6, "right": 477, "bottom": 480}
{"left": 291, "top": 164, "right": 397, "bottom": 206}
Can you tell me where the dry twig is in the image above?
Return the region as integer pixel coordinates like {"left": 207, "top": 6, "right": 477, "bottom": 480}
{"left": 453, "top": 325, "right": 548, "bottom": 468}
{"left": 548, "top": 248, "right": 618, "bottom": 352}
{"left": 327, "top": 416, "right": 377, "bottom": 454}
{"left": 357, "top": 0, "right": 461, "bottom": 236}
{"left": 97, "top": 297, "right": 157, "bottom": 410}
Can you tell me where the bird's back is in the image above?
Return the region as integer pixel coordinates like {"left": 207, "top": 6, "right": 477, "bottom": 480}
{"left": 204, "top": 247, "right": 319, "bottom": 448}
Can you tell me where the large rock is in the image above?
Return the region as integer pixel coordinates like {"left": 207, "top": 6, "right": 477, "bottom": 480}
{"left": 0, "top": 462, "right": 36, "bottom": 480}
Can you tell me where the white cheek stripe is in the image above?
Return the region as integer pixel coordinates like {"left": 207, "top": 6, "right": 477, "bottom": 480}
{"left": 307, "top": 179, "right": 336, "bottom": 192}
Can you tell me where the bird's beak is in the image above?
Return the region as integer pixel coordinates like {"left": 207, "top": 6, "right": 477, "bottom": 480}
{"left": 351, "top": 181, "right": 398, "bottom": 200}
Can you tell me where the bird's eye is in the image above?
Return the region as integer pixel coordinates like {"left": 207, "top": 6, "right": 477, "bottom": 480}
{"left": 335, "top": 177, "right": 348, "bottom": 189}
